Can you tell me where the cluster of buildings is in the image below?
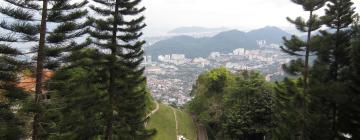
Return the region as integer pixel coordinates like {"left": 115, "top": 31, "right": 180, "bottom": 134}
{"left": 146, "top": 76, "right": 192, "bottom": 106}
{"left": 143, "top": 40, "right": 293, "bottom": 106}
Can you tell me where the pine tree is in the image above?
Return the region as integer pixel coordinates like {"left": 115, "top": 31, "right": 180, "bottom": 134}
{"left": 0, "top": 45, "right": 28, "bottom": 139}
{"left": 273, "top": 78, "right": 304, "bottom": 140}
{"left": 309, "top": 0, "right": 356, "bottom": 139}
{"left": 89, "top": 0, "right": 150, "bottom": 139}
{"left": 281, "top": 0, "right": 326, "bottom": 139}
{"left": 0, "top": 0, "right": 89, "bottom": 139}
{"left": 46, "top": 48, "right": 108, "bottom": 139}
{"left": 345, "top": 15, "right": 360, "bottom": 139}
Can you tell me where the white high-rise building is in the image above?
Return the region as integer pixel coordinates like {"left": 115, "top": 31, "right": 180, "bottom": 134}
{"left": 210, "top": 52, "right": 220, "bottom": 58}
{"left": 164, "top": 55, "right": 171, "bottom": 60}
{"left": 171, "top": 54, "right": 186, "bottom": 60}
{"left": 257, "top": 40, "right": 266, "bottom": 48}
{"left": 233, "top": 48, "right": 245, "bottom": 55}
{"left": 146, "top": 56, "right": 152, "bottom": 63}
{"left": 158, "top": 55, "right": 165, "bottom": 61}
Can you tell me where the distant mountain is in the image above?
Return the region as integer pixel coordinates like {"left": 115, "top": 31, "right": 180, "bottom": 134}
{"left": 246, "top": 26, "right": 291, "bottom": 43}
{"left": 168, "top": 26, "right": 227, "bottom": 34}
{"left": 145, "top": 26, "right": 291, "bottom": 58}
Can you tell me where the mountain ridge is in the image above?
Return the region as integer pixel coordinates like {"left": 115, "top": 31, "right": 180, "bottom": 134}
{"left": 145, "top": 26, "right": 291, "bottom": 58}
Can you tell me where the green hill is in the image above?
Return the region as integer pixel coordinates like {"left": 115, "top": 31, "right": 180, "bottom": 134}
{"left": 146, "top": 104, "right": 197, "bottom": 140}
{"left": 176, "top": 109, "right": 198, "bottom": 140}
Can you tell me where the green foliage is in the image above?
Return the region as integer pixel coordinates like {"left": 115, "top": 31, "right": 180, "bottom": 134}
{"left": 188, "top": 69, "right": 274, "bottom": 139}
{"left": 0, "top": 87, "right": 28, "bottom": 140}
{"left": 176, "top": 110, "right": 197, "bottom": 140}
{"left": 281, "top": 0, "right": 324, "bottom": 74}
{"left": 272, "top": 78, "right": 304, "bottom": 139}
{"left": 46, "top": 50, "right": 107, "bottom": 139}
{"left": 277, "top": 0, "right": 360, "bottom": 139}
{"left": 147, "top": 104, "right": 176, "bottom": 140}
{"left": 306, "top": 0, "right": 357, "bottom": 139}
{"left": 0, "top": 1, "right": 90, "bottom": 139}
{"left": 344, "top": 17, "right": 360, "bottom": 140}
{"left": 221, "top": 71, "right": 274, "bottom": 139}
{"left": 41, "top": 0, "right": 152, "bottom": 139}
{"left": 0, "top": 25, "right": 29, "bottom": 139}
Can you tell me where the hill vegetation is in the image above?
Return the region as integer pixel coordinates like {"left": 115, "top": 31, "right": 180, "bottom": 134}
{"left": 0, "top": 0, "right": 360, "bottom": 140}
{"left": 188, "top": 68, "right": 274, "bottom": 139}
{"left": 187, "top": 1, "right": 360, "bottom": 140}
{"left": 147, "top": 104, "right": 197, "bottom": 140}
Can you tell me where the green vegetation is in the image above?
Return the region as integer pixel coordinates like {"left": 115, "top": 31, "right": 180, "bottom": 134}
{"left": 188, "top": 1, "right": 360, "bottom": 140}
{"left": 145, "top": 94, "right": 157, "bottom": 113}
{"left": 146, "top": 104, "right": 197, "bottom": 140}
{"left": 0, "top": 0, "right": 89, "bottom": 139}
{"left": 275, "top": 0, "right": 360, "bottom": 139}
{"left": 1, "top": 0, "right": 151, "bottom": 139}
{"left": 176, "top": 110, "right": 197, "bottom": 140}
{"left": 188, "top": 68, "right": 274, "bottom": 139}
{"left": 0, "top": 0, "right": 360, "bottom": 140}
{"left": 147, "top": 104, "right": 177, "bottom": 140}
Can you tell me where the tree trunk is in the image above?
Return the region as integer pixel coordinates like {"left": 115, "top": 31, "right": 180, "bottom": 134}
{"left": 331, "top": 23, "right": 341, "bottom": 140}
{"left": 105, "top": 0, "right": 120, "bottom": 139}
{"left": 302, "top": 9, "right": 313, "bottom": 140}
{"left": 33, "top": 0, "right": 48, "bottom": 139}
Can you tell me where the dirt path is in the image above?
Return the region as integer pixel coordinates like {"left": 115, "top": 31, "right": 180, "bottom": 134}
{"left": 191, "top": 115, "right": 208, "bottom": 140}
{"left": 196, "top": 124, "right": 208, "bottom": 140}
{"left": 145, "top": 101, "right": 159, "bottom": 127}
{"left": 172, "top": 108, "right": 179, "bottom": 139}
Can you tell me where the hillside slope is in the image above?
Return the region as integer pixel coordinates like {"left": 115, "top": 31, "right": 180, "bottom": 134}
{"left": 147, "top": 104, "right": 198, "bottom": 140}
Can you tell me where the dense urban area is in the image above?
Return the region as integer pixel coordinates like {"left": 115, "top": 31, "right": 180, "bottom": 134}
{"left": 143, "top": 40, "right": 292, "bottom": 106}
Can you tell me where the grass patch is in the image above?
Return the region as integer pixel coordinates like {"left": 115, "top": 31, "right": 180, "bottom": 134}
{"left": 147, "top": 104, "right": 176, "bottom": 140}
{"left": 145, "top": 92, "right": 156, "bottom": 113}
{"left": 176, "top": 109, "right": 197, "bottom": 140}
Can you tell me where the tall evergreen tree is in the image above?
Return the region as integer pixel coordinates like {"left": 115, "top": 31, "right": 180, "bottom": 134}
{"left": 309, "top": 0, "right": 356, "bottom": 139}
{"left": 280, "top": 0, "right": 326, "bottom": 139}
{"left": 345, "top": 15, "right": 360, "bottom": 139}
{"left": 221, "top": 71, "right": 274, "bottom": 140}
{"left": 0, "top": 0, "right": 89, "bottom": 139}
{"left": 273, "top": 78, "right": 303, "bottom": 140}
{"left": 46, "top": 48, "right": 108, "bottom": 139}
{"left": 89, "top": 0, "right": 149, "bottom": 139}
{"left": 0, "top": 45, "right": 28, "bottom": 139}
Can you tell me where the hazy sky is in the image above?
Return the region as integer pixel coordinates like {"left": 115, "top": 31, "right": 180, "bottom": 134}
{"left": 0, "top": 0, "right": 359, "bottom": 36}
{"left": 142, "top": 0, "right": 360, "bottom": 36}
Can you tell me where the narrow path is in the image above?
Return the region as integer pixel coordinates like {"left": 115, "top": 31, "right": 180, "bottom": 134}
{"left": 145, "top": 101, "right": 160, "bottom": 127}
{"left": 191, "top": 115, "right": 208, "bottom": 140}
{"left": 147, "top": 101, "right": 160, "bottom": 118}
{"left": 196, "top": 124, "right": 208, "bottom": 140}
{"left": 172, "top": 108, "right": 179, "bottom": 139}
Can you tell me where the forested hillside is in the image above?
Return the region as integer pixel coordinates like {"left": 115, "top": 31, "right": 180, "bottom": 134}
{"left": 0, "top": 0, "right": 360, "bottom": 140}
{"left": 188, "top": 68, "right": 274, "bottom": 139}
{"left": 188, "top": 0, "right": 360, "bottom": 140}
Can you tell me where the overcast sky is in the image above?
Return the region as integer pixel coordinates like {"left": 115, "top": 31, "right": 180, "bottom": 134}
{"left": 0, "top": 0, "right": 359, "bottom": 36}
{"left": 142, "top": 0, "right": 360, "bottom": 36}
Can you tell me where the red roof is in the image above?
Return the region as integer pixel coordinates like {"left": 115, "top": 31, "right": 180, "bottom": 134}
{"left": 17, "top": 70, "right": 53, "bottom": 93}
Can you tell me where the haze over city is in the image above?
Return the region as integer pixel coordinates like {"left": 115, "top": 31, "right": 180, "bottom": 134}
{"left": 142, "top": 0, "right": 360, "bottom": 36}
